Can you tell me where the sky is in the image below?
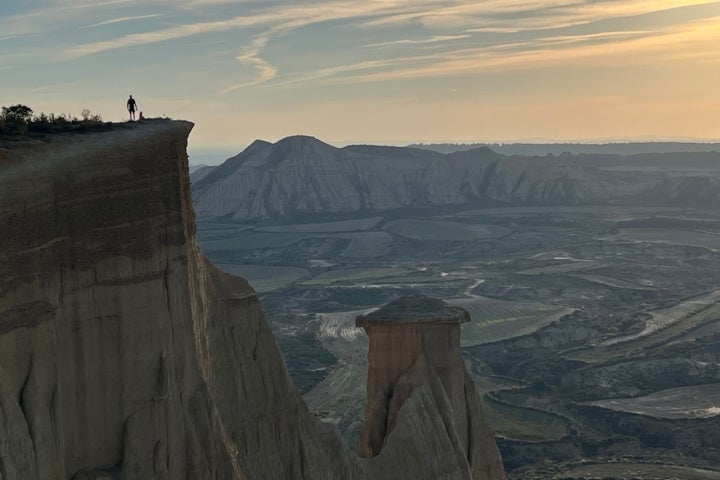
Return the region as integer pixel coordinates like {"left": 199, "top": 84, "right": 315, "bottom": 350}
{"left": 1, "top": 0, "right": 720, "bottom": 160}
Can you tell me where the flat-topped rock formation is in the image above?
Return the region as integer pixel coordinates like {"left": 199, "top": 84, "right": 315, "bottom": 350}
{"left": 356, "top": 296, "right": 506, "bottom": 480}
{"left": 0, "top": 120, "right": 361, "bottom": 480}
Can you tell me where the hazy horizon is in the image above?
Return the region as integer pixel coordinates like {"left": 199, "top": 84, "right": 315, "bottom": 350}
{"left": 189, "top": 135, "right": 720, "bottom": 166}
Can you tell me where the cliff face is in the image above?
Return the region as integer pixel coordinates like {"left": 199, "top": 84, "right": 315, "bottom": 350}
{"left": 191, "top": 136, "right": 632, "bottom": 220}
{"left": 356, "top": 296, "right": 506, "bottom": 480}
{"left": 0, "top": 121, "right": 360, "bottom": 480}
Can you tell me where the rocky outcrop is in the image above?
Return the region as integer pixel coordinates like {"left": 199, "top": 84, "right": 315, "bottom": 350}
{"left": 0, "top": 121, "right": 360, "bottom": 479}
{"left": 356, "top": 296, "right": 506, "bottom": 480}
{"left": 191, "top": 136, "right": 636, "bottom": 220}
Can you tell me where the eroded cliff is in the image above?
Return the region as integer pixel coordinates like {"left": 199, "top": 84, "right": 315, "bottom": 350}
{"left": 0, "top": 121, "right": 360, "bottom": 480}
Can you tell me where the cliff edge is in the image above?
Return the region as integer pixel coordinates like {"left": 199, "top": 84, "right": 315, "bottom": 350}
{"left": 0, "top": 120, "right": 360, "bottom": 480}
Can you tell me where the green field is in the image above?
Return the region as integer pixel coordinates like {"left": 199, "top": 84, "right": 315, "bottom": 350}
{"left": 199, "top": 232, "right": 314, "bottom": 251}
{"left": 384, "top": 219, "right": 509, "bottom": 241}
{"left": 450, "top": 297, "right": 574, "bottom": 346}
{"left": 555, "top": 463, "right": 720, "bottom": 480}
{"left": 516, "top": 261, "right": 606, "bottom": 275}
{"left": 451, "top": 205, "right": 685, "bottom": 218}
{"left": 483, "top": 395, "right": 569, "bottom": 442}
{"left": 586, "top": 383, "right": 720, "bottom": 419}
{"left": 256, "top": 217, "right": 382, "bottom": 233}
{"left": 195, "top": 221, "right": 255, "bottom": 242}
{"left": 214, "top": 264, "right": 308, "bottom": 292}
{"left": 199, "top": 227, "right": 392, "bottom": 258}
{"left": 602, "top": 228, "right": 720, "bottom": 251}
{"left": 570, "top": 273, "right": 655, "bottom": 290}
{"left": 302, "top": 267, "right": 413, "bottom": 285}
{"left": 338, "top": 232, "right": 393, "bottom": 258}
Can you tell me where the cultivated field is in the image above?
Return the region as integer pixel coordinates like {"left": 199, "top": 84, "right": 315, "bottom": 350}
{"left": 451, "top": 297, "right": 574, "bottom": 345}
{"left": 256, "top": 217, "right": 382, "bottom": 233}
{"left": 384, "top": 219, "right": 509, "bottom": 241}
{"left": 302, "top": 267, "right": 413, "bottom": 285}
{"left": 516, "top": 261, "right": 606, "bottom": 276}
{"left": 602, "top": 228, "right": 720, "bottom": 251}
{"left": 555, "top": 463, "right": 720, "bottom": 480}
{"left": 214, "top": 264, "right": 309, "bottom": 292}
{"left": 337, "top": 231, "right": 393, "bottom": 257}
{"left": 483, "top": 395, "right": 569, "bottom": 442}
{"left": 568, "top": 300, "right": 720, "bottom": 363}
{"left": 601, "top": 288, "right": 720, "bottom": 346}
{"left": 586, "top": 383, "right": 720, "bottom": 419}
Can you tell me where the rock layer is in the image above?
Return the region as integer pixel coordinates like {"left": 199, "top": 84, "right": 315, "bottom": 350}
{"left": 356, "top": 296, "right": 506, "bottom": 480}
{"left": 0, "top": 121, "right": 360, "bottom": 480}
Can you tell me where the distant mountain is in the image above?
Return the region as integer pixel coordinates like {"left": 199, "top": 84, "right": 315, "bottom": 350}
{"left": 409, "top": 142, "right": 720, "bottom": 156}
{"left": 191, "top": 135, "right": 720, "bottom": 221}
{"left": 191, "top": 136, "right": 633, "bottom": 220}
{"left": 189, "top": 164, "right": 215, "bottom": 183}
{"left": 188, "top": 163, "right": 207, "bottom": 173}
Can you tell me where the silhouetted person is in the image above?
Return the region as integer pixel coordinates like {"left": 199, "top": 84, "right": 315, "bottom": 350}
{"left": 127, "top": 95, "right": 138, "bottom": 121}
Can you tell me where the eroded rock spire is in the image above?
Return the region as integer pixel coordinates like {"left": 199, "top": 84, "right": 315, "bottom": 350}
{"left": 357, "top": 295, "right": 506, "bottom": 480}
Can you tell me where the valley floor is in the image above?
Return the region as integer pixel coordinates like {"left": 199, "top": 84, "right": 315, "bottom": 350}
{"left": 197, "top": 203, "right": 720, "bottom": 478}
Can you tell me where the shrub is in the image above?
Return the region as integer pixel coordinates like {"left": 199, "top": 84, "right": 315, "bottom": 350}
{"left": 0, "top": 104, "right": 33, "bottom": 134}
{"left": 0, "top": 105, "right": 108, "bottom": 136}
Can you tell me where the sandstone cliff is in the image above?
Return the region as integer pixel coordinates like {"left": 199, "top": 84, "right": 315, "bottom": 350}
{"left": 356, "top": 296, "right": 506, "bottom": 480}
{"left": 191, "top": 136, "right": 636, "bottom": 220}
{"left": 0, "top": 121, "right": 360, "bottom": 480}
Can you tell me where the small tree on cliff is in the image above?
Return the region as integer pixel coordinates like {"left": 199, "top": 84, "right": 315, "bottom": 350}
{"left": 0, "top": 105, "right": 33, "bottom": 134}
{"left": 2, "top": 105, "right": 33, "bottom": 123}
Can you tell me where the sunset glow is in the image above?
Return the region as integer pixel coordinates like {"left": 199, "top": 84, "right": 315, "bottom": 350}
{"left": 1, "top": 0, "right": 719, "bottom": 154}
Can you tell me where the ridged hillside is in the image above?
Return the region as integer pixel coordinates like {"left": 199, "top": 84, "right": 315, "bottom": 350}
{"left": 191, "top": 136, "right": 637, "bottom": 220}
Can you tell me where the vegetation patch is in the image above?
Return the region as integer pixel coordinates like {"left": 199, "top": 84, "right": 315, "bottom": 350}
{"left": 0, "top": 104, "right": 108, "bottom": 137}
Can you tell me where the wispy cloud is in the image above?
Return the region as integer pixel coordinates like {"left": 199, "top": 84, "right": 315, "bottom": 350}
{"left": 361, "top": 0, "right": 720, "bottom": 30}
{"left": 31, "top": 81, "right": 79, "bottom": 93}
{"left": 63, "top": 0, "right": 147, "bottom": 9}
{"left": 60, "top": 1, "right": 441, "bottom": 59}
{"left": 84, "top": 13, "right": 165, "bottom": 28}
{"left": 270, "top": 16, "right": 717, "bottom": 88}
{"left": 363, "top": 34, "right": 471, "bottom": 48}
{"left": 219, "top": 34, "right": 278, "bottom": 94}
{"left": 326, "top": 18, "right": 720, "bottom": 84}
